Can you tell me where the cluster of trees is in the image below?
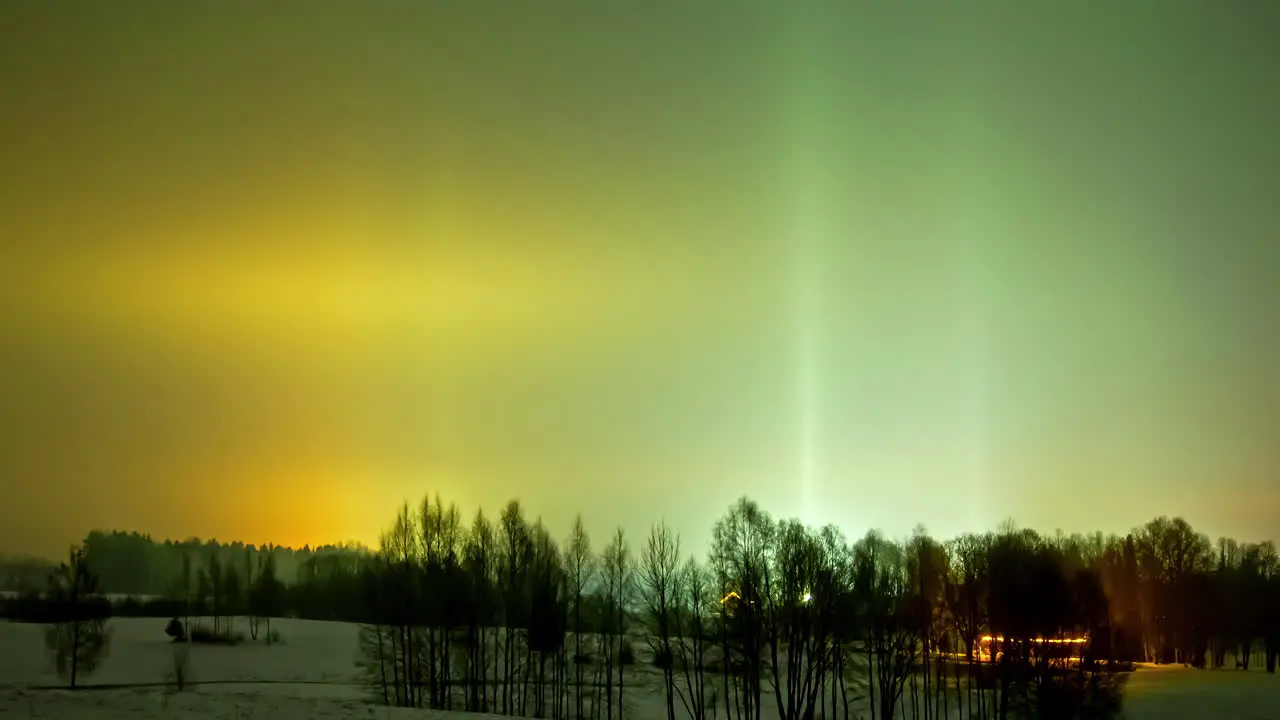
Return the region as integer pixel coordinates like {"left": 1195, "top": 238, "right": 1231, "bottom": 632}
{"left": 168, "top": 546, "right": 288, "bottom": 643}
{"left": 339, "top": 495, "right": 1277, "bottom": 720}
{"left": 351, "top": 498, "right": 609, "bottom": 717}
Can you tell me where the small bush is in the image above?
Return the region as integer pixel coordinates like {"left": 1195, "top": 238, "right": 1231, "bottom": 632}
{"left": 620, "top": 642, "right": 636, "bottom": 666}
{"left": 164, "top": 617, "right": 186, "bottom": 642}
{"left": 573, "top": 652, "right": 593, "bottom": 665}
{"left": 267, "top": 628, "right": 283, "bottom": 644}
{"left": 650, "top": 646, "right": 673, "bottom": 669}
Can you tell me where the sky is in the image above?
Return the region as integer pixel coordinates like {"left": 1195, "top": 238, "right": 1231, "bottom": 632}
{"left": 1, "top": 2, "right": 1277, "bottom": 559}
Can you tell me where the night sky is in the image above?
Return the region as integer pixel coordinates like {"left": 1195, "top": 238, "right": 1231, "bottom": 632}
{"left": 2, "top": 2, "right": 1277, "bottom": 558}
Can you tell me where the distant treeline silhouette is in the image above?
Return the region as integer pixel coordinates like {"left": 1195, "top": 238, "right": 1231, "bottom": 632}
{"left": 3, "top": 496, "right": 1277, "bottom": 720}
{"left": 0, "top": 531, "right": 367, "bottom": 595}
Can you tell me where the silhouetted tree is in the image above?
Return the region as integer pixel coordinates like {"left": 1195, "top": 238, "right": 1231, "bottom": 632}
{"left": 244, "top": 547, "right": 259, "bottom": 640}
{"left": 527, "top": 521, "right": 567, "bottom": 719}
{"left": 905, "top": 527, "right": 947, "bottom": 720}
{"left": 44, "top": 547, "right": 111, "bottom": 688}
{"left": 567, "top": 514, "right": 594, "bottom": 720}
{"left": 1265, "top": 564, "right": 1280, "bottom": 673}
{"left": 672, "top": 556, "right": 712, "bottom": 720}
{"left": 1135, "top": 516, "right": 1211, "bottom": 663}
{"left": 499, "top": 500, "right": 533, "bottom": 716}
{"left": 711, "top": 497, "right": 773, "bottom": 720}
{"left": 764, "top": 519, "right": 842, "bottom": 720}
{"left": 600, "top": 528, "right": 633, "bottom": 720}
{"left": 249, "top": 552, "right": 285, "bottom": 644}
{"left": 421, "top": 492, "right": 464, "bottom": 710}
{"left": 640, "top": 520, "right": 681, "bottom": 720}
{"left": 180, "top": 552, "right": 193, "bottom": 638}
{"left": 464, "top": 508, "right": 498, "bottom": 712}
{"left": 854, "top": 531, "right": 916, "bottom": 720}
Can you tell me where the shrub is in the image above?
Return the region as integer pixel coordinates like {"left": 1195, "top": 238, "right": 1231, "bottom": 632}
{"left": 164, "top": 617, "right": 186, "bottom": 642}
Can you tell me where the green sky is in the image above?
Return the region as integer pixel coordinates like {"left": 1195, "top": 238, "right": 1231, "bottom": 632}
{"left": 1, "top": 2, "right": 1276, "bottom": 558}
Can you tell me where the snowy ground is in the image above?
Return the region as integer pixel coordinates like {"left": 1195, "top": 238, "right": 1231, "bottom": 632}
{"left": 1122, "top": 663, "right": 1280, "bottom": 719}
{"left": 0, "top": 616, "right": 361, "bottom": 691}
{"left": 2, "top": 618, "right": 1278, "bottom": 719}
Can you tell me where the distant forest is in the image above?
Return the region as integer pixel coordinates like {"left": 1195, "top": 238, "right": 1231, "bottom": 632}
{"left": 0, "top": 532, "right": 366, "bottom": 595}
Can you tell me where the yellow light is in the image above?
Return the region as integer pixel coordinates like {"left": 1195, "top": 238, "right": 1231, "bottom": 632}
{"left": 979, "top": 636, "right": 1088, "bottom": 644}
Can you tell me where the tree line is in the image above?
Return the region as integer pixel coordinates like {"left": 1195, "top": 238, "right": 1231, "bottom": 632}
{"left": 1, "top": 530, "right": 366, "bottom": 595}
{"left": 11, "top": 496, "right": 1279, "bottom": 719}
{"left": 333, "top": 495, "right": 1280, "bottom": 720}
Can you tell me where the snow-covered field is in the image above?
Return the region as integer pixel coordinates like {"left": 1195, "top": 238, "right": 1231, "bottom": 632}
{"left": 0, "top": 616, "right": 370, "bottom": 718}
{"left": 1122, "top": 663, "right": 1280, "bottom": 719}
{"left": 0, "top": 616, "right": 361, "bottom": 690}
{"left": 2, "top": 618, "right": 1278, "bottom": 719}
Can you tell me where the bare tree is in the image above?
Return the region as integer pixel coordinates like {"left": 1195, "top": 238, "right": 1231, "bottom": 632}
{"left": 673, "top": 556, "right": 712, "bottom": 720}
{"left": 382, "top": 503, "right": 421, "bottom": 707}
{"left": 500, "top": 500, "right": 533, "bottom": 716}
{"left": 711, "top": 497, "right": 774, "bottom": 720}
{"left": 854, "top": 531, "right": 917, "bottom": 720}
{"left": 420, "top": 493, "right": 463, "bottom": 709}
{"left": 180, "top": 552, "right": 193, "bottom": 639}
{"left": 464, "top": 508, "right": 497, "bottom": 712}
{"left": 906, "top": 528, "right": 947, "bottom": 720}
{"left": 356, "top": 552, "right": 396, "bottom": 706}
{"left": 244, "top": 547, "right": 258, "bottom": 641}
{"left": 250, "top": 551, "right": 284, "bottom": 644}
{"left": 640, "top": 521, "right": 682, "bottom": 720}
{"left": 600, "top": 528, "right": 633, "bottom": 720}
{"left": 567, "top": 514, "right": 595, "bottom": 720}
{"left": 528, "top": 521, "right": 567, "bottom": 719}
{"left": 1134, "top": 516, "right": 1211, "bottom": 663}
{"left": 44, "top": 547, "right": 111, "bottom": 688}
{"left": 765, "top": 520, "right": 842, "bottom": 720}
{"left": 945, "top": 533, "right": 989, "bottom": 720}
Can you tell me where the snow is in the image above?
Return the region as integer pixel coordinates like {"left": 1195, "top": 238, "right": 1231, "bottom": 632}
{"left": 2, "top": 618, "right": 1278, "bottom": 719}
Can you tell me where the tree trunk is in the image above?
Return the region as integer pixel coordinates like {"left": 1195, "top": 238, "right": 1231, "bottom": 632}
{"left": 618, "top": 631, "right": 626, "bottom": 720}
{"left": 70, "top": 621, "right": 81, "bottom": 689}
{"left": 377, "top": 625, "right": 391, "bottom": 706}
